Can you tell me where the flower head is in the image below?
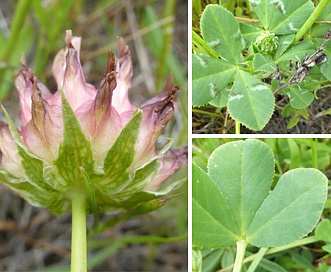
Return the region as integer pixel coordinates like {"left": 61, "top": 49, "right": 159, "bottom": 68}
{"left": 0, "top": 30, "right": 187, "bottom": 215}
{"left": 254, "top": 31, "right": 279, "bottom": 55}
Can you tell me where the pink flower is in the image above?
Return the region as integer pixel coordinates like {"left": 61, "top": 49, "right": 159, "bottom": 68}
{"left": 0, "top": 30, "right": 187, "bottom": 215}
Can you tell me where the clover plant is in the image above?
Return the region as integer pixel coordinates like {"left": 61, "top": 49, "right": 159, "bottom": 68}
{"left": 193, "top": 139, "right": 329, "bottom": 271}
{"left": 193, "top": 0, "right": 331, "bottom": 133}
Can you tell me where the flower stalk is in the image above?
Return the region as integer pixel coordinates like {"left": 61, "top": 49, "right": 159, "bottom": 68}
{"left": 70, "top": 185, "right": 87, "bottom": 272}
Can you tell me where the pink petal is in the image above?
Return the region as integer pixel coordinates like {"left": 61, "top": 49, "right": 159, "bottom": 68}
{"left": 134, "top": 76, "right": 179, "bottom": 167}
{"left": 146, "top": 147, "right": 188, "bottom": 191}
{"left": 0, "top": 122, "right": 25, "bottom": 178}
{"left": 15, "top": 57, "right": 52, "bottom": 127}
{"left": 76, "top": 51, "right": 122, "bottom": 166}
{"left": 52, "top": 30, "right": 81, "bottom": 91}
{"left": 21, "top": 80, "right": 63, "bottom": 161}
{"left": 52, "top": 30, "right": 97, "bottom": 112}
{"left": 112, "top": 37, "right": 136, "bottom": 114}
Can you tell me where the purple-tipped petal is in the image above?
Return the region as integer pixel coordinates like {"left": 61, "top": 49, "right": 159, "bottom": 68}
{"left": 15, "top": 58, "right": 53, "bottom": 127}
{"left": 147, "top": 147, "right": 188, "bottom": 191}
{"left": 52, "top": 30, "right": 81, "bottom": 91}
{"left": 52, "top": 30, "right": 97, "bottom": 112}
{"left": 21, "top": 77, "right": 63, "bottom": 161}
{"left": 112, "top": 37, "right": 136, "bottom": 114}
{"left": 134, "top": 77, "right": 179, "bottom": 167}
{"left": 77, "top": 51, "right": 122, "bottom": 165}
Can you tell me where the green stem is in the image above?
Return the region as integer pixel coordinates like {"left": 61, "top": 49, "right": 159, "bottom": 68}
{"left": 219, "top": 236, "right": 319, "bottom": 272}
{"left": 294, "top": 0, "right": 331, "bottom": 43}
{"left": 235, "top": 121, "right": 241, "bottom": 134}
{"left": 71, "top": 190, "right": 87, "bottom": 272}
{"left": 247, "top": 247, "right": 268, "bottom": 272}
{"left": 233, "top": 238, "right": 248, "bottom": 272}
{"left": 192, "top": 108, "right": 224, "bottom": 118}
{"left": 311, "top": 138, "right": 318, "bottom": 169}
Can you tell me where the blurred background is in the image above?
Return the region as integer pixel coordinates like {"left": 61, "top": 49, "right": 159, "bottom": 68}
{"left": 0, "top": 0, "right": 187, "bottom": 271}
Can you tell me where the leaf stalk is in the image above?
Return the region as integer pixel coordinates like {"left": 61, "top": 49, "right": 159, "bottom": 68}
{"left": 233, "top": 238, "right": 248, "bottom": 272}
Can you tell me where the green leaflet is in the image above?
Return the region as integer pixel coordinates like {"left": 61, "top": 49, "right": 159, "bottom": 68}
{"left": 315, "top": 219, "right": 331, "bottom": 243}
{"left": 192, "top": 54, "right": 236, "bottom": 106}
{"left": 249, "top": 0, "right": 314, "bottom": 35}
{"left": 200, "top": 5, "right": 243, "bottom": 64}
{"left": 228, "top": 70, "right": 274, "bottom": 131}
{"left": 274, "top": 34, "right": 295, "bottom": 59}
{"left": 253, "top": 53, "right": 276, "bottom": 73}
{"left": 247, "top": 168, "right": 328, "bottom": 247}
{"left": 277, "top": 40, "right": 315, "bottom": 64}
{"left": 319, "top": 41, "right": 331, "bottom": 81}
{"left": 288, "top": 85, "right": 314, "bottom": 109}
{"left": 54, "top": 90, "right": 94, "bottom": 185}
{"left": 93, "top": 109, "right": 142, "bottom": 194}
{"left": 193, "top": 163, "right": 240, "bottom": 248}
{"left": 209, "top": 88, "right": 230, "bottom": 108}
{"left": 322, "top": 244, "right": 331, "bottom": 254}
{"left": 240, "top": 23, "right": 264, "bottom": 48}
{"left": 208, "top": 140, "right": 274, "bottom": 234}
{"left": 277, "top": 138, "right": 301, "bottom": 169}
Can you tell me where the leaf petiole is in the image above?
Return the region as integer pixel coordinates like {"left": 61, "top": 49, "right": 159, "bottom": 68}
{"left": 233, "top": 238, "right": 248, "bottom": 272}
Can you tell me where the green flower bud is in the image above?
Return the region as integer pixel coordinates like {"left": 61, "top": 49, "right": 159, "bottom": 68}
{"left": 254, "top": 31, "right": 279, "bottom": 55}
